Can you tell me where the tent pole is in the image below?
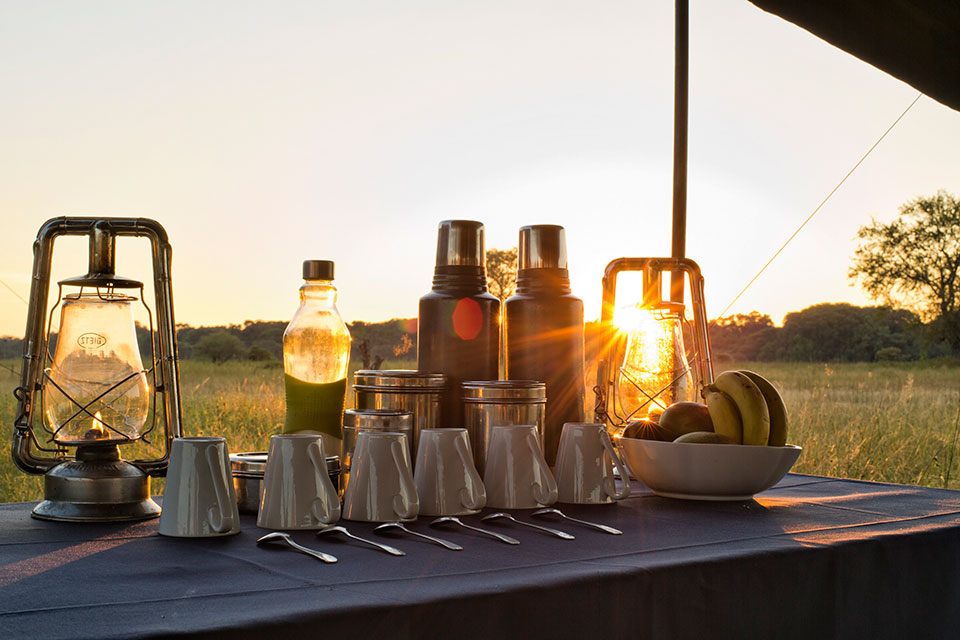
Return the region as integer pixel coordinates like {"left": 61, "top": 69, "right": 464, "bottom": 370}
{"left": 670, "top": 0, "right": 689, "bottom": 303}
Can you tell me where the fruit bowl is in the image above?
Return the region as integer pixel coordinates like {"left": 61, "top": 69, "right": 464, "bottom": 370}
{"left": 617, "top": 437, "right": 802, "bottom": 501}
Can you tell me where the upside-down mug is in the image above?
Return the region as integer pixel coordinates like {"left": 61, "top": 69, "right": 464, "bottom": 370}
{"left": 343, "top": 431, "right": 419, "bottom": 522}
{"left": 414, "top": 428, "right": 486, "bottom": 517}
{"left": 483, "top": 424, "right": 557, "bottom": 509}
{"left": 257, "top": 434, "right": 340, "bottom": 530}
{"left": 554, "top": 422, "right": 631, "bottom": 504}
{"left": 158, "top": 437, "right": 240, "bottom": 537}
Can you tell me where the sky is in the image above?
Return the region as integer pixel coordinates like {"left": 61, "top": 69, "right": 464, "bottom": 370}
{"left": 1, "top": 1, "right": 958, "bottom": 338}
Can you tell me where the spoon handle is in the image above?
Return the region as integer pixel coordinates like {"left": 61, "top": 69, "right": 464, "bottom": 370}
{"left": 513, "top": 519, "right": 575, "bottom": 540}
{"left": 460, "top": 521, "right": 520, "bottom": 545}
{"left": 563, "top": 516, "right": 622, "bottom": 536}
{"left": 343, "top": 530, "right": 406, "bottom": 556}
{"left": 287, "top": 538, "right": 339, "bottom": 564}
{"left": 407, "top": 529, "right": 463, "bottom": 551}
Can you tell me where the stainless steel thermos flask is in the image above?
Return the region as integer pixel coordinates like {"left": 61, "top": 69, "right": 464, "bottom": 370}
{"left": 504, "top": 225, "right": 585, "bottom": 467}
{"left": 418, "top": 220, "right": 501, "bottom": 428}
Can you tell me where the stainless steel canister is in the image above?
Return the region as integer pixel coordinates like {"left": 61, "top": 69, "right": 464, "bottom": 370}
{"left": 341, "top": 409, "right": 414, "bottom": 494}
{"left": 230, "top": 451, "right": 341, "bottom": 514}
{"left": 462, "top": 380, "right": 547, "bottom": 474}
{"left": 353, "top": 370, "right": 446, "bottom": 456}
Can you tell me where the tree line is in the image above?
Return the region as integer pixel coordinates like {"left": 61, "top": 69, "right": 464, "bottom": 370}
{"left": 1, "top": 301, "right": 954, "bottom": 365}
{"left": 0, "top": 319, "right": 418, "bottom": 365}
{"left": 171, "top": 318, "right": 418, "bottom": 364}
{"left": 706, "top": 305, "right": 955, "bottom": 363}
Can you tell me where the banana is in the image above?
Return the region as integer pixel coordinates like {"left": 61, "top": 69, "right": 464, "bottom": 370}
{"left": 708, "top": 371, "right": 770, "bottom": 446}
{"left": 703, "top": 388, "right": 743, "bottom": 444}
{"left": 740, "top": 370, "right": 788, "bottom": 446}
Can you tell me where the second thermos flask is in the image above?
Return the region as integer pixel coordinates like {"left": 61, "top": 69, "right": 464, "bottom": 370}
{"left": 418, "top": 220, "right": 501, "bottom": 427}
{"left": 505, "top": 225, "right": 585, "bottom": 466}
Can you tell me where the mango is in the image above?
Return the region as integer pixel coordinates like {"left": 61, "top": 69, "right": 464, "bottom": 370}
{"left": 659, "top": 401, "right": 714, "bottom": 440}
{"left": 673, "top": 431, "right": 736, "bottom": 444}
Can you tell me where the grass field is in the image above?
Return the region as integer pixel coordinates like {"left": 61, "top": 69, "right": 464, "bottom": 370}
{"left": 1, "top": 358, "right": 958, "bottom": 503}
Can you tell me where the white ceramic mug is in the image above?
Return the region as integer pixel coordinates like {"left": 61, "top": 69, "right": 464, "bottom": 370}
{"left": 342, "top": 431, "right": 419, "bottom": 522}
{"left": 158, "top": 437, "right": 240, "bottom": 537}
{"left": 257, "top": 434, "right": 341, "bottom": 530}
{"left": 554, "top": 423, "right": 631, "bottom": 504}
{"left": 483, "top": 424, "right": 558, "bottom": 509}
{"left": 414, "top": 428, "right": 486, "bottom": 517}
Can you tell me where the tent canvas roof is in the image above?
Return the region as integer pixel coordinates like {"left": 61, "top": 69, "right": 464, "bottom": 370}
{"left": 748, "top": 0, "right": 960, "bottom": 112}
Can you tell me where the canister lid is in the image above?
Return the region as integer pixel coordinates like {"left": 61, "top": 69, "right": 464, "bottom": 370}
{"left": 354, "top": 369, "right": 447, "bottom": 391}
{"left": 343, "top": 409, "right": 414, "bottom": 430}
{"left": 462, "top": 380, "right": 547, "bottom": 403}
{"left": 229, "top": 451, "right": 339, "bottom": 476}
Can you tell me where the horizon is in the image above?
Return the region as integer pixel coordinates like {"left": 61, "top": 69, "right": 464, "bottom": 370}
{"left": 0, "top": 297, "right": 920, "bottom": 342}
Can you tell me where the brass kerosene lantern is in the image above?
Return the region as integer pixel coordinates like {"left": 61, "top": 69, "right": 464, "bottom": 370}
{"left": 595, "top": 257, "right": 714, "bottom": 430}
{"left": 12, "top": 218, "right": 183, "bottom": 521}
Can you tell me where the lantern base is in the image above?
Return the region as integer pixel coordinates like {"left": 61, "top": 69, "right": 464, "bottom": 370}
{"left": 32, "top": 452, "right": 161, "bottom": 523}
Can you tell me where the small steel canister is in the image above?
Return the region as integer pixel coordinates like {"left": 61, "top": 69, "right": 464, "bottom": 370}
{"left": 341, "top": 409, "right": 414, "bottom": 495}
{"left": 462, "top": 380, "right": 547, "bottom": 474}
{"left": 230, "top": 451, "right": 341, "bottom": 515}
{"left": 353, "top": 370, "right": 446, "bottom": 456}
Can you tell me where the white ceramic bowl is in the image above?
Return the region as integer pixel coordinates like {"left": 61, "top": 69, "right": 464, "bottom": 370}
{"left": 617, "top": 438, "right": 802, "bottom": 501}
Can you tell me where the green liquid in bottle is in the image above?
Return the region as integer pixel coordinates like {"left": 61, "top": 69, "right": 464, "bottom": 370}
{"left": 282, "top": 374, "right": 347, "bottom": 440}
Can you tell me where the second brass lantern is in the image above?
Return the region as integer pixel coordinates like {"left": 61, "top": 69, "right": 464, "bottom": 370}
{"left": 595, "top": 257, "right": 714, "bottom": 430}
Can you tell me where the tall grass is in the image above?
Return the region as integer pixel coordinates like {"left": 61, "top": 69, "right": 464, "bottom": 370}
{"left": 745, "top": 361, "right": 960, "bottom": 488}
{"left": 0, "top": 358, "right": 958, "bottom": 503}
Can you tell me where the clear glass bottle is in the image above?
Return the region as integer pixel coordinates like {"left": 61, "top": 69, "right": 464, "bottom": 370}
{"left": 282, "top": 260, "right": 352, "bottom": 454}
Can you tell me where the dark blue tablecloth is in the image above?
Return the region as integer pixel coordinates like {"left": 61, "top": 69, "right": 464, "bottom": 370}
{"left": 1, "top": 474, "right": 959, "bottom": 639}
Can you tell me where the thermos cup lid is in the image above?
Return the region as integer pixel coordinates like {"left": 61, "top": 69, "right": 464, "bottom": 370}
{"left": 518, "top": 225, "right": 567, "bottom": 270}
{"left": 303, "top": 260, "right": 335, "bottom": 280}
{"left": 435, "top": 220, "right": 485, "bottom": 267}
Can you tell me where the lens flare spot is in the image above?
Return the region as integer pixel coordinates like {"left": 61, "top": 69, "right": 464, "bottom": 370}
{"left": 452, "top": 298, "right": 482, "bottom": 340}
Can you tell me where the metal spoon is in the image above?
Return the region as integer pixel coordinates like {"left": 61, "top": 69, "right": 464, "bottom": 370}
{"left": 481, "top": 512, "right": 575, "bottom": 540}
{"left": 430, "top": 516, "right": 520, "bottom": 545}
{"left": 256, "top": 531, "right": 339, "bottom": 564}
{"left": 316, "top": 525, "right": 405, "bottom": 556}
{"left": 531, "top": 507, "right": 623, "bottom": 535}
{"left": 374, "top": 522, "right": 463, "bottom": 551}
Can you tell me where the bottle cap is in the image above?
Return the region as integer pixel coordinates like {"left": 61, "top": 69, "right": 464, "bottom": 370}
{"left": 518, "top": 225, "right": 567, "bottom": 270}
{"left": 435, "top": 220, "right": 485, "bottom": 267}
{"left": 302, "top": 260, "right": 335, "bottom": 280}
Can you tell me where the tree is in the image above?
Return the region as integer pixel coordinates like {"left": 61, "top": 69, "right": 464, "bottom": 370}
{"left": 486, "top": 247, "right": 518, "bottom": 302}
{"left": 246, "top": 345, "right": 275, "bottom": 361}
{"left": 777, "top": 303, "right": 922, "bottom": 362}
{"left": 194, "top": 330, "right": 246, "bottom": 363}
{"left": 849, "top": 190, "right": 960, "bottom": 321}
{"left": 708, "top": 312, "right": 778, "bottom": 362}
